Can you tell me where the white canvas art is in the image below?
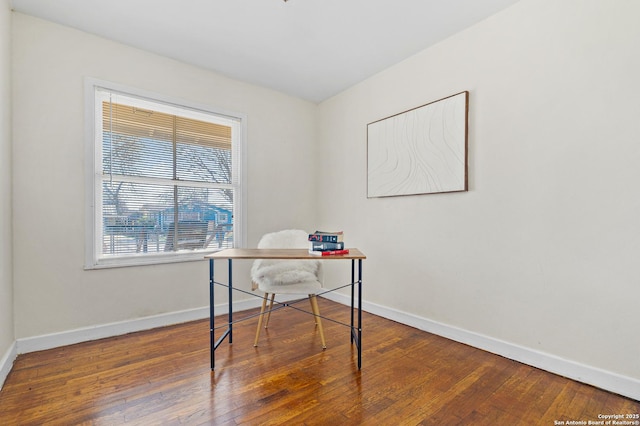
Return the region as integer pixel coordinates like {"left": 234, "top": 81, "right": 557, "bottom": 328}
{"left": 367, "top": 92, "right": 468, "bottom": 198}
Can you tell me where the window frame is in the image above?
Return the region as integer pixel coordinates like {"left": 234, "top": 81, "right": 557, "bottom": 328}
{"left": 84, "top": 78, "right": 247, "bottom": 269}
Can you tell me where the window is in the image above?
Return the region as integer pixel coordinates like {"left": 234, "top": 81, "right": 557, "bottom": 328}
{"left": 85, "top": 80, "right": 245, "bottom": 268}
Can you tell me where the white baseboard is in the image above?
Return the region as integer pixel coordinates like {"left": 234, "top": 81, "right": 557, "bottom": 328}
{"left": 0, "top": 340, "right": 17, "bottom": 390}
{"left": 15, "top": 297, "right": 265, "bottom": 355}
{"left": 322, "top": 292, "right": 640, "bottom": 402}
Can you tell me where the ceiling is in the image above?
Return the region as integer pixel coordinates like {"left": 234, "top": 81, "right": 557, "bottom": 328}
{"left": 10, "top": 0, "right": 522, "bottom": 103}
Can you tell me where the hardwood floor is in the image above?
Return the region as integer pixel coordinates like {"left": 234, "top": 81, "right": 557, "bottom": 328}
{"left": 1, "top": 298, "right": 638, "bottom": 425}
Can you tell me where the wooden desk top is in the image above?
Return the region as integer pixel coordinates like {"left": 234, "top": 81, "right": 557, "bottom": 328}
{"left": 204, "top": 248, "right": 366, "bottom": 260}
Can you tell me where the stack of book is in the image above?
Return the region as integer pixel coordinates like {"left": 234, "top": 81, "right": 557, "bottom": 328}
{"left": 308, "top": 231, "right": 349, "bottom": 256}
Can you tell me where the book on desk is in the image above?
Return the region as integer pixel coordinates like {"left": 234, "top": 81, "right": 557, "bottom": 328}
{"left": 308, "top": 230, "right": 344, "bottom": 243}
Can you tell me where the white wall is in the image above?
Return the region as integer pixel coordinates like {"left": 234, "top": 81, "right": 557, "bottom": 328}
{"left": 318, "top": 0, "right": 640, "bottom": 384}
{"left": 11, "top": 13, "right": 318, "bottom": 339}
{"left": 0, "top": 0, "right": 15, "bottom": 386}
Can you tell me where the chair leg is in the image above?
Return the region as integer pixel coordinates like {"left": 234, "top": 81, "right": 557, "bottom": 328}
{"left": 264, "top": 293, "right": 275, "bottom": 328}
{"left": 254, "top": 292, "right": 269, "bottom": 347}
{"left": 309, "top": 295, "right": 327, "bottom": 349}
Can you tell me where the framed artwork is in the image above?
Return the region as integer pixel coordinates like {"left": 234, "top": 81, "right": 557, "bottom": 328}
{"left": 367, "top": 91, "right": 469, "bottom": 198}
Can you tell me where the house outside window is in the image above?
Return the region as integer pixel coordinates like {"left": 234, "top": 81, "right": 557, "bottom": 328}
{"left": 85, "top": 80, "right": 245, "bottom": 268}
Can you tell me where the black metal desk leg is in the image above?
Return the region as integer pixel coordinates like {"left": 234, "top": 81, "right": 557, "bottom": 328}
{"left": 350, "top": 259, "right": 355, "bottom": 343}
{"left": 358, "top": 258, "right": 362, "bottom": 369}
{"left": 228, "top": 258, "right": 233, "bottom": 344}
{"left": 209, "top": 258, "right": 215, "bottom": 370}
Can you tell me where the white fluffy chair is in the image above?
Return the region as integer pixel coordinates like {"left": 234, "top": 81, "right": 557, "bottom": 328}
{"left": 251, "top": 229, "right": 326, "bottom": 348}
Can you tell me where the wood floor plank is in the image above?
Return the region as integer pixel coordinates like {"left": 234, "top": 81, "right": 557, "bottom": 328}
{"left": 1, "top": 298, "right": 638, "bottom": 425}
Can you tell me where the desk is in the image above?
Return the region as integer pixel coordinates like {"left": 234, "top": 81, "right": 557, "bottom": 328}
{"left": 205, "top": 248, "right": 366, "bottom": 370}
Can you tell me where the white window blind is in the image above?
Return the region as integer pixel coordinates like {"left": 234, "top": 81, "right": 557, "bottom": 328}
{"left": 87, "top": 84, "right": 243, "bottom": 268}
